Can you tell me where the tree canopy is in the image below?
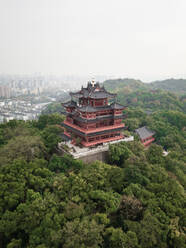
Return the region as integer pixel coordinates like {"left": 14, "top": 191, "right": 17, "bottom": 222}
{"left": 0, "top": 81, "right": 185, "bottom": 248}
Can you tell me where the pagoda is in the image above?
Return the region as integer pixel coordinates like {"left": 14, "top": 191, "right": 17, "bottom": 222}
{"left": 61, "top": 80, "right": 126, "bottom": 147}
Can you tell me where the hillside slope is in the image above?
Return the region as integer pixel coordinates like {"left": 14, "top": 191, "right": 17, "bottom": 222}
{"left": 149, "top": 79, "right": 186, "bottom": 94}
{"left": 103, "top": 78, "right": 186, "bottom": 113}
{"left": 103, "top": 78, "right": 186, "bottom": 95}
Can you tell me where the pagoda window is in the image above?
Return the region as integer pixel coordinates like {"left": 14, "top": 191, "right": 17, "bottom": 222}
{"left": 95, "top": 100, "right": 104, "bottom": 106}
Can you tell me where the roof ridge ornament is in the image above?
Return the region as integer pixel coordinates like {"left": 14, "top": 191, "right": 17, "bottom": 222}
{"left": 91, "top": 78, "right": 96, "bottom": 87}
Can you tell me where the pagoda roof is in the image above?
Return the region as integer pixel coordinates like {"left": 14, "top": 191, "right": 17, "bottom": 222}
{"left": 62, "top": 100, "right": 77, "bottom": 108}
{"left": 135, "top": 126, "right": 155, "bottom": 140}
{"left": 78, "top": 106, "right": 97, "bottom": 112}
{"left": 62, "top": 122, "right": 126, "bottom": 137}
{"left": 110, "top": 102, "right": 125, "bottom": 109}
{"left": 89, "top": 91, "right": 116, "bottom": 99}
{"left": 70, "top": 82, "right": 116, "bottom": 99}
{"left": 64, "top": 102, "right": 126, "bottom": 114}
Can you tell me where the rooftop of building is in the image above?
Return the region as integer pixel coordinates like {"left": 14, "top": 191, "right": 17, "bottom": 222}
{"left": 135, "top": 126, "right": 155, "bottom": 140}
{"left": 62, "top": 121, "right": 126, "bottom": 136}
{"left": 110, "top": 102, "right": 126, "bottom": 109}
{"left": 62, "top": 100, "right": 77, "bottom": 108}
{"left": 62, "top": 100, "right": 126, "bottom": 113}
{"left": 70, "top": 81, "right": 117, "bottom": 99}
{"left": 78, "top": 105, "right": 97, "bottom": 112}
{"left": 72, "top": 114, "right": 126, "bottom": 123}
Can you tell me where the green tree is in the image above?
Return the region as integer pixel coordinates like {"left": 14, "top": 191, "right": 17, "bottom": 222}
{"left": 117, "top": 195, "right": 143, "bottom": 221}
{"left": 41, "top": 125, "right": 62, "bottom": 153}
{"left": 35, "top": 113, "right": 64, "bottom": 130}
{"left": 62, "top": 218, "right": 104, "bottom": 248}
{"left": 0, "top": 135, "right": 46, "bottom": 166}
{"left": 109, "top": 142, "right": 133, "bottom": 166}
{"left": 146, "top": 144, "right": 164, "bottom": 165}
{"left": 105, "top": 227, "right": 139, "bottom": 248}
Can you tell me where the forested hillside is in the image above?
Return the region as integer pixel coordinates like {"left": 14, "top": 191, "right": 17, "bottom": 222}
{"left": 103, "top": 78, "right": 146, "bottom": 93}
{"left": 103, "top": 78, "right": 186, "bottom": 95}
{"left": 149, "top": 79, "right": 186, "bottom": 95}
{"left": 104, "top": 78, "right": 186, "bottom": 113}
{"left": 0, "top": 82, "right": 186, "bottom": 247}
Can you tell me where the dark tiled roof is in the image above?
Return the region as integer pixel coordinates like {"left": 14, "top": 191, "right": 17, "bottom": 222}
{"left": 70, "top": 90, "right": 116, "bottom": 99}
{"left": 70, "top": 82, "right": 116, "bottom": 99}
{"left": 70, "top": 92, "right": 82, "bottom": 98}
{"left": 61, "top": 122, "right": 126, "bottom": 137}
{"left": 78, "top": 106, "right": 97, "bottom": 112}
{"left": 110, "top": 102, "right": 125, "bottom": 109}
{"left": 89, "top": 91, "right": 116, "bottom": 99}
{"left": 62, "top": 123, "right": 85, "bottom": 136}
{"left": 63, "top": 103, "right": 126, "bottom": 114}
{"left": 62, "top": 100, "right": 77, "bottom": 108}
{"left": 135, "top": 126, "right": 155, "bottom": 140}
{"left": 94, "top": 105, "right": 111, "bottom": 111}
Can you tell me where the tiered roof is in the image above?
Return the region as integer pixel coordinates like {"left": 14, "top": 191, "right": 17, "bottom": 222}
{"left": 78, "top": 106, "right": 97, "bottom": 112}
{"left": 62, "top": 101, "right": 126, "bottom": 113}
{"left": 62, "top": 100, "right": 77, "bottom": 108}
{"left": 70, "top": 82, "right": 116, "bottom": 99}
{"left": 110, "top": 102, "right": 126, "bottom": 109}
{"left": 62, "top": 122, "right": 125, "bottom": 137}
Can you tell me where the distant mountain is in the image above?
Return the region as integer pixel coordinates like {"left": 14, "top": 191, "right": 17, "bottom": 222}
{"left": 148, "top": 79, "right": 186, "bottom": 94}
{"left": 103, "top": 78, "right": 186, "bottom": 113}
{"left": 103, "top": 78, "right": 186, "bottom": 95}
{"left": 103, "top": 78, "right": 146, "bottom": 93}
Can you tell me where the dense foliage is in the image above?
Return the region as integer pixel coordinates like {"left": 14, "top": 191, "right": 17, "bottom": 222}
{"left": 150, "top": 79, "right": 186, "bottom": 95}
{"left": 0, "top": 82, "right": 185, "bottom": 247}
{"left": 104, "top": 78, "right": 186, "bottom": 112}
{"left": 42, "top": 102, "right": 64, "bottom": 115}
{"left": 104, "top": 78, "right": 186, "bottom": 95}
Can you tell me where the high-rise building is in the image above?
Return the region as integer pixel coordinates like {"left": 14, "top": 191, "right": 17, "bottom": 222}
{"left": 0, "top": 86, "right": 11, "bottom": 98}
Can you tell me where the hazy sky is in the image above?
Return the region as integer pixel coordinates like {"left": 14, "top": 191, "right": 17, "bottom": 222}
{"left": 0, "top": 0, "right": 186, "bottom": 81}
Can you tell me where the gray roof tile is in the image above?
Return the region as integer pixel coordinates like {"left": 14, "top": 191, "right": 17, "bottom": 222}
{"left": 78, "top": 106, "right": 97, "bottom": 112}
{"left": 135, "top": 126, "right": 155, "bottom": 140}
{"left": 62, "top": 100, "right": 77, "bottom": 108}
{"left": 110, "top": 102, "right": 125, "bottom": 109}
{"left": 70, "top": 82, "right": 116, "bottom": 99}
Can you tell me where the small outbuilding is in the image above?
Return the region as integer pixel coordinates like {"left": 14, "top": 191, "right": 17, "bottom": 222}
{"left": 135, "top": 126, "right": 155, "bottom": 147}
